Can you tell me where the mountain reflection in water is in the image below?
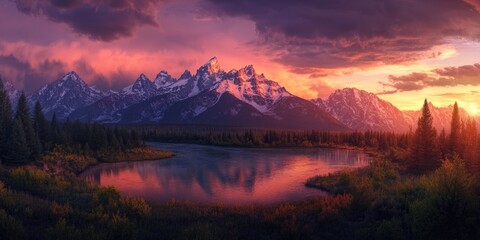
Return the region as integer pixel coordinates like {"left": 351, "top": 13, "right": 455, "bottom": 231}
{"left": 82, "top": 143, "right": 370, "bottom": 204}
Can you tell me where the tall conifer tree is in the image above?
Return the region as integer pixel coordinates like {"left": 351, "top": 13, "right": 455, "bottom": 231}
{"left": 410, "top": 99, "right": 440, "bottom": 172}
{"left": 33, "top": 101, "right": 50, "bottom": 150}
{"left": 15, "top": 93, "right": 40, "bottom": 161}
{"left": 463, "top": 117, "right": 478, "bottom": 171}
{"left": 449, "top": 101, "right": 462, "bottom": 156}
{"left": 438, "top": 128, "right": 447, "bottom": 158}
{"left": 50, "top": 113, "right": 61, "bottom": 144}
{"left": 4, "top": 119, "right": 29, "bottom": 163}
{"left": 0, "top": 79, "right": 13, "bottom": 162}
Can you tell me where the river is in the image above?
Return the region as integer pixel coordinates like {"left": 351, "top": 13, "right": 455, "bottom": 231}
{"left": 82, "top": 142, "right": 371, "bottom": 205}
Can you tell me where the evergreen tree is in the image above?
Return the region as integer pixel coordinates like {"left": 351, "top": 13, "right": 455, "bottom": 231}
{"left": 130, "top": 130, "right": 142, "bottom": 147}
{"left": 449, "top": 101, "right": 462, "bottom": 156}
{"left": 4, "top": 119, "right": 29, "bottom": 164}
{"left": 463, "top": 117, "right": 478, "bottom": 172}
{"left": 438, "top": 128, "right": 447, "bottom": 158}
{"left": 33, "top": 101, "right": 50, "bottom": 150}
{"left": 410, "top": 99, "right": 440, "bottom": 172}
{"left": 15, "top": 93, "right": 41, "bottom": 161}
{"left": 0, "top": 79, "right": 13, "bottom": 163}
{"left": 50, "top": 113, "right": 61, "bottom": 144}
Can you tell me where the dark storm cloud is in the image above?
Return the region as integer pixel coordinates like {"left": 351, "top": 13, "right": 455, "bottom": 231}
{"left": 203, "top": 0, "right": 480, "bottom": 71}
{"left": 464, "top": 0, "right": 480, "bottom": 11}
{"left": 0, "top": 54, "right": 66, "bottom": 93}
{"left": 11, "top": 0, "right": 162, "bottom": 41}
{"left": 0, "top": 55, "right": 136, "bottom": 93}
{"left": 381, "top": 63, "right": 480, "bottom": 93}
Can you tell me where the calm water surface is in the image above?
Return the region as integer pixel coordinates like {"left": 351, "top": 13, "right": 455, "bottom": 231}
{"left": 82, "top": 143, "right": 371, "bottom": 204}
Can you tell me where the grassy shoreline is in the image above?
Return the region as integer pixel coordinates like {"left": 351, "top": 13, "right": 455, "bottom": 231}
{"left": 95, "top": 147, "right": 175, "bottom": 163}
{"left": 151, "top": 140, "right": 383, "bottom": 156}
{"left": 40, "top": 146, "right": 175, "bottom": 175}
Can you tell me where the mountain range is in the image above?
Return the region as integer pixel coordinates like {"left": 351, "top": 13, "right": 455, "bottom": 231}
{"left": 1, "top": 57, "right": 475, "bottom": 132}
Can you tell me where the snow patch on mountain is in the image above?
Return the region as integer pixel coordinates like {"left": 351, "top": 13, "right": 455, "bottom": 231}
{"left": 214, "top": 65, "right": 292, "bottom": 114}
{"left": 29, "top": 71, "right": 109, "bottom": 119}
{"left": 315, "top": 88, "right": 411, "bottom": 132}
{"left": 154, "top": 71, "right": 175, "bottom": 88}
{"left": 3, "top": 80, "right": 20, "bottom": 106}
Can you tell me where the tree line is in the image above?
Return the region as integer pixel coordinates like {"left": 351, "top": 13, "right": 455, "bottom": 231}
{"left": 0, "top": 81, "right": 143, "bottom": 165}
{"left": 142, "top": 125, "right": 410, "bottom": 150}
{"left": 410, "top": 99, "right": 480, "bottom": 173}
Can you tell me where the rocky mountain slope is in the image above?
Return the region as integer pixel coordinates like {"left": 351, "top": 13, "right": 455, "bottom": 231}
{"left": 28, "top": 72, "right": 108, "bottom": 119}
{"left": 313, "top": 88, "right": 411, "bottom": 132}
{"left": 8, "top": 57, "right": 476, "bottom": 132}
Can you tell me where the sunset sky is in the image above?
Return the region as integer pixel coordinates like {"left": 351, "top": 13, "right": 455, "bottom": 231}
{"left": 2, "top": 0, "right": 480, "bottom": 113}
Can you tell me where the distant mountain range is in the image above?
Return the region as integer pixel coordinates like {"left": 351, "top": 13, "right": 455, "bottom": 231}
{"left": 1, "top": 57, "right": 476, "bottom": 132}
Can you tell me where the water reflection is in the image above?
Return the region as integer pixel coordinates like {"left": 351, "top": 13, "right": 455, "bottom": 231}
{"left": 82, "top": 143, "right": 371, "bottom": 204}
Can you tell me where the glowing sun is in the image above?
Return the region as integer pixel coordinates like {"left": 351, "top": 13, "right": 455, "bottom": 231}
{"left": 467, "top": 103, "right": 479, "bottom": 116}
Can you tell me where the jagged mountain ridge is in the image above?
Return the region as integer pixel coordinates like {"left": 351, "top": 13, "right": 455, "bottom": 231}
{"left": 314, "top": 88, "right": 478, "bottom": 132}
{"left": 69, "top": 73, "right": 163, "bottom": 123}
{"left": 69, "top": 57, "right": 226, "bottom": 123}
{"left": 28, "top": 72, "right": 109, "bottom": 119}
{"left": 110, "top": 58, "right": 346, "bottom": 130}
{"left": 313, "top": 88, "right": 412, "bottom": 132}
{"left": 9, "top": 57, "right": 475, "bottom": 132}
{"left": 32, "top": 57, "right": 347, "bottom": 130}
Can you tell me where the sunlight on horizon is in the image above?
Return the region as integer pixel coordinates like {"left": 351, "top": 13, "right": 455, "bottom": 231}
{"left": 466, "top": 103, "right": 479, "bottom": 116}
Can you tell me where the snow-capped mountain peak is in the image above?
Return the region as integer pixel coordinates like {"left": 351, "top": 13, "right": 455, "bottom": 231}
{"left": 198, "top": 56, "right": 221, "bottom": 75}
{"left": 238, "top": 64, "right": 256, "bottom": 79}
{"left": 179, "top": 70, "right": 192, "bottom": 80}
{"left": 55, "top": 71, "right": 90, "bottom": 89}
{"left": 154, "top": 71, "right": 175, "bottom": 88}
{"left": 28, "top": 72, "right": 108, "bottom": 119}
{"left": 123, "top": 74, "right": 156, "bottom": 96}
{"left": 26, "top": 58, "right": 348, "bottom": 131}
{"left": 315, "top": 87, "right": 411, "bottom": 132}
{"left": 62, "top": 71, "right": 80, "bottom": 81}
{"left": 213, "top": 64, "right": 291, "bottom": 113}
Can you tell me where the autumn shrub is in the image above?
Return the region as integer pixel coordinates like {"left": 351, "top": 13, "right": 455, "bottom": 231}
{"left": 305, "top": 169, "right": 355, "bottom": 194}
{"left": 366, "top": 159, "right": 399, "bottom": 190}
{"left": 45, "top": 219, "right": 81, "bottom": 240}
{"left": 96, "top": 147, "right": 173, "bottom": 162}
{"left": 0, "top": 209, "right": 25, "bottom": 240}
{"left": 8, "top": 167, "right": 70, "bottom": 197}
{"left": 121, "top": 197, "right": 151, "bottom": 219}
{"left": 50, "top": 202, "right": 73, "bottom": 221}
{"left": 318, "top": 194, "right": 353, "bottom": 218}
{"left": 374, "top": 218, "right": 405, "bottom": 240}
{"left": 410, "top": 159, "right": 479, "bottom": 239}
{"left": 180, "top": 222, "right": 218, "bottom": 240}
{"left": 107, "top": 214, "right": 135, "bottom": 240}
{"left": 41, "top": 146, "right": 96, "bottom": 174}
{"left": 93, "top": 186, "right": 122, "bottom": 213}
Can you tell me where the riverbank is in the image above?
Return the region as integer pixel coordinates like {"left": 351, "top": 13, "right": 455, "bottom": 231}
{"left": 40, "top": 146, "right": 174, "bottom": 175}
{"left": 152, "top": 140, "right": 384, "bottom": 156}
{"left": 95, "top": 147, "right": 175, "bottom": 163}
